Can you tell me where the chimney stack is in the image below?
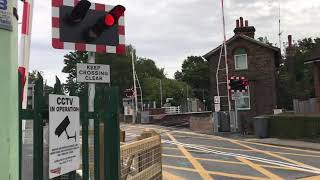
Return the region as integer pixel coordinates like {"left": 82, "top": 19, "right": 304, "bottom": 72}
{"left": 288, "top": 35, "right": 292, "bottom": 48}
{"left": 234, "top": 17, "right": 256, "bottom": 38}
{"left": 286, "top": 35, "right": 296, "bottom": 76}
{"left": 240, "top": 17, "right": 244, "bottom": 27}
{"left": 236, "top": 20, "right": 240, "bottom": 28}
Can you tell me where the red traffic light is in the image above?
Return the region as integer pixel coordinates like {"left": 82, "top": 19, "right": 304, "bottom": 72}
{"left": 242, "top": 80, "right": 249, "bottom": 87}
{"left": 85, "top": 5, "right": 126, "bottom": 41}
{"left": 108, "top": 5, "right": 126, "bottom": 23}
{"left": 104, "top": 14, "right": 115, "bottom": 26}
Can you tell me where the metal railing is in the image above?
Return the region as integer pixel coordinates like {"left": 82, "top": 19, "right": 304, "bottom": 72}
{"left": 163, "top": 106, "right": 181, "bottom": 114}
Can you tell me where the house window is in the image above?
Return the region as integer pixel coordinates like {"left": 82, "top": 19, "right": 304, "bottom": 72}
{"left": 234, "top": 48, "right": 248, "bottom": 70}
{"left": 235, "top": 87, "right": 250, "bottom": 110}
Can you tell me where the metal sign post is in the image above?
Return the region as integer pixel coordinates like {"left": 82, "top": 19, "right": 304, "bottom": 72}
{"left": 233, "top": 92, "right": 242, "bottom": 132}
{"left": 88, "top": 52, "right": 96, "bottom": 129}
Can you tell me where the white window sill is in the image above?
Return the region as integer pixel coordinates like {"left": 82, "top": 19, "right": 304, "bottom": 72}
{"left": 237, "top": 108, "right": 251, "bottom": 111}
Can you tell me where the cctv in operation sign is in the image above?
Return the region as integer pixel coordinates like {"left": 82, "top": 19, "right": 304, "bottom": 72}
{"left": 49, "top": 94, "right": 80, "bottom": 178}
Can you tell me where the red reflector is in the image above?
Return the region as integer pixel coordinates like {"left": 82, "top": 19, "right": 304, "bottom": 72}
{"left": 242, "top": 80, "right": 249, "bottom": 86}
{"left": 104, "top": 14, "right": 115, "bottom": 26}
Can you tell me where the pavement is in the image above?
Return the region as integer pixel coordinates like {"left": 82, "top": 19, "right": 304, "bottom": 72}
{"left": 121, "top": 123, "right": 320, "bottom": 180}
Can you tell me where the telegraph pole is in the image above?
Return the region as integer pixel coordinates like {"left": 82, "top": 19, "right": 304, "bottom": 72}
{"left": 0, "top": 0, "right": 19, "bottom": 179}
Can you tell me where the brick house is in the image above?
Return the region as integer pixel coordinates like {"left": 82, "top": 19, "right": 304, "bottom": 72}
{"left": 203, "top": 17, "right": 281, "bottom": 121}
{"left": 305, "top": 47, "right": 320, "bottom": 112}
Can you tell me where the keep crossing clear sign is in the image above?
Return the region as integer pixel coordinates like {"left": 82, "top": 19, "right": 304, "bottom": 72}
{"left": 49, "top": 95, "right": 80, "bottom": 178}
{"left": 76, "top": 63, "right": 110, "bottom": 83}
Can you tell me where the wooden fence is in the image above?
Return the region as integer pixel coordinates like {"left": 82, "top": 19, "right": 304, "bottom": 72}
{"left": 293, "top": 98, "right": 319, "bottom": 114}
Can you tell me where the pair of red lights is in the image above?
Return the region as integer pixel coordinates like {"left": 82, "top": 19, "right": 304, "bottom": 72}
{"left": 87, "top": 5, "right": 125, "bottom": 40}
{"left": 68, "top": 0, "right": 125, "bottom": 41}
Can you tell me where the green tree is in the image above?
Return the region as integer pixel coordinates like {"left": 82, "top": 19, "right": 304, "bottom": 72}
{"left": 175, "top": 56, "right": 209, "bottom": 101}
{"left": 62, "top": 51, "right": 88, "bottom": 95}
{"left": 142, "top": 78, "right": 191, "bottom": 107}
{"left": 136, "top": 58, "right": 165, "bottom": 79}
{"left": 277, "top": 37, "right": 318, "bottom": 109}
{"left": 62, "top": 45, "right": 166, "bottom": 101}
{"left": 174, "top": 71, "right": 183, "bottom": 81}
{"left": 28, "top": 70, "right": 43, "bottom": 84}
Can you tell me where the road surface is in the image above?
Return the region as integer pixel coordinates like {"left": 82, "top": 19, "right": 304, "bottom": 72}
{"left": 121, "top": 124, "right": 320, "bottom": 180}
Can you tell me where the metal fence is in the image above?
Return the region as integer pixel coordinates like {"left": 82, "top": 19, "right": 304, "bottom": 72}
{"left": 19, "top": 72, "right": 121, "bottom": 180}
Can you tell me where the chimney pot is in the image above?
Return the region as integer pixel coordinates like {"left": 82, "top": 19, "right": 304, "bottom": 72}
{"left": 236, "top": 20, "right": 240, "bottom": 28}
{"left": 288, "top": 35, "right": 292, "bottom": 48}
{"left": 240, "top": 17, "right": 244, "bottom": 27}
{"left": 245, "top": 20, "right": 248, "bottom": 27}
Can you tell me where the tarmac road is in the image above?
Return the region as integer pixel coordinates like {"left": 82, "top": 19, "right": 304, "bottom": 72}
{"left": 121, "top": 124, "right": 320, "bottom": 180}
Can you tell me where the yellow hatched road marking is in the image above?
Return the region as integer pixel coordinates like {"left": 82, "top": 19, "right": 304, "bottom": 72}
{"left": 217, "top": 136, "right": 320, "bottom": 172}
{"left": 163, "top": 171, "right": 186, "bottom": 180}
{"left": 237, "top": 157, "right": 284, "bottom": 180}
{"left": 166, "top": 132, "right": 213, "bottom": 180}
{"left": 163, "top": 165, "right": 269, "bottom": 180}
{"left": 163, "top": 154, "right": 307, "bottom": 172}
{"left": 163, "top": 142, "right": 320, "bottom": 158}
{"left": 235, "top": 140, "right": 320, "bottom": 155}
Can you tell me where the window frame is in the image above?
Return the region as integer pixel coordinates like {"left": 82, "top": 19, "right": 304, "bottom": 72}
{"left": 234, "top": 53, "right": 248, "bottom": 70}
{"left": 235, "top": 86, "right": 251, "bottom": 110}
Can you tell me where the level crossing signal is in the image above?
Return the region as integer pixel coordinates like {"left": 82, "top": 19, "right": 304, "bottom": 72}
{"left": 125, "top": 88, "right": 135, "bottom": 98}
{"left": 52, "top": 0, "right": 126, "bottom": 54}
{"left": 228, "top": 76, "right": 249, "bottom": 93}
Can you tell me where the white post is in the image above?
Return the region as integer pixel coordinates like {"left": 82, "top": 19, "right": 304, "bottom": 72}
{"left": 131, "top": 52, "right": 138, "bottom": 123}
{"left": 135, "top": 71, "right": 143, "bottom": 111}
{"left": 221, "top": 0, "right": 232, "bottom": 112}
{"left": 235, "top": 99, "right": 238, "bottom": 132}
{"left": 160, "top": 79, "right": 163, "bottom": 107}
{"left": 186, "top": 86, "right": 189, "bottom": 112}
{"left": 88, "top": 52, "right": 95, "bottom": 128}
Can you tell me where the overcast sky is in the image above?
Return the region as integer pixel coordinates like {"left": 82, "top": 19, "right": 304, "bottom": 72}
{"left": 19, "top": 0, "right": 320, "bottom": 85}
